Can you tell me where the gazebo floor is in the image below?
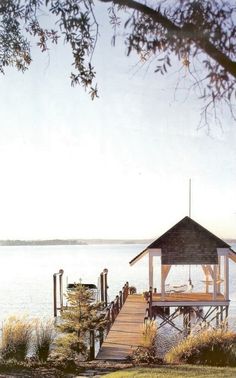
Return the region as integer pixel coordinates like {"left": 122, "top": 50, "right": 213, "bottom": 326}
{"left": 152, "top": 292, "right": 229, "bottom": 306}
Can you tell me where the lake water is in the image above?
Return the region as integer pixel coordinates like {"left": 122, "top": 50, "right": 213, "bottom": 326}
{"left": 1, "top": 243, "right": 236, "bottom": 327}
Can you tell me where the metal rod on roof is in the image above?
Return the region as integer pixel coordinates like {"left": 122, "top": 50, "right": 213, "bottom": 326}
{"left": 189, "top": 178, "right": 192, "bottom": 218}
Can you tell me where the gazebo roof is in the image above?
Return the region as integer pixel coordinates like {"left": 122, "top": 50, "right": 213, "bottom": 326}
{"left": 130, "top": 216, "right": 231, "bottom": 265}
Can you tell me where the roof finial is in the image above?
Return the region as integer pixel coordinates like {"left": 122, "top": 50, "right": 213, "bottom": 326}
{"left": 189, "top": 178, "right": 192, "bottom": 218}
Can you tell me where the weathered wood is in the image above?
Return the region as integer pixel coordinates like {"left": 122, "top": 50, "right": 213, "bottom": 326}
{"left": 53, "top": 274, "right": 57, "bottom": 317}
{"left": 96, "top": 294, "right": 147, "bottom": 360}
{"left": 100, "top": 273, "right": 104, "bottom": 302}
{"left": 152, "top": 292, "right": 228, "bottom": 306}
{"left": 224, "top": 255, "right": 229, "bottom": 300}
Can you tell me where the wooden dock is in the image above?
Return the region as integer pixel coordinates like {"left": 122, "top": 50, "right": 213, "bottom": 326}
{"left": 96, "top": 294, "right": 147, "bottom": 360}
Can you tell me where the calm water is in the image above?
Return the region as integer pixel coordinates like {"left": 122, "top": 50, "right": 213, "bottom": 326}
{"left": 0, "top": 243, "right": 236, "bottom": 326}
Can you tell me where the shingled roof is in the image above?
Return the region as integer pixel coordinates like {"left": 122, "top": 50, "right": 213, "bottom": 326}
{"left": 129, "top": 216, "right": 231, "bottom": 265}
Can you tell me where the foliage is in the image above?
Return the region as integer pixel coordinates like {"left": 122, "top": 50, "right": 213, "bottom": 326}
{"left": 34, "top": 319, "right": 55, "bottom": 361}
{"left": 0, "top": 1, "right": 236, "bottom": 125}
{"left": 56, "top": 283, "right": 107, "bottom": 359}
{"left": 165, "top": 328, "right": 236, "bottom": 367}
{"left": 129, "top": 286, "right": 137, "bottom": 294}
{"left": 131, "top": 320, "right": 160, "bottom": 364}
{"left": 0, "top": 316, "right": 32, "bottom": 361}
{"left": 103, "top": 365, "right": 236, "bottom": 378}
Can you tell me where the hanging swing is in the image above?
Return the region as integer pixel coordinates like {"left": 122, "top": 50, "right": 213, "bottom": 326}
{"left": 166, "top": 265, "right": 194, "bottom": 293}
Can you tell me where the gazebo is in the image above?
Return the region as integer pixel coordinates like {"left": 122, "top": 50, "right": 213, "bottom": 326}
{"left": 130, "top": 216, "right": 236, "bottom": 331}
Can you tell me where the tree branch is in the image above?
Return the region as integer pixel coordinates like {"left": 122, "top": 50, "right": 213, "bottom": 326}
{"left": 99, "top": 0, "right": 236, "bottom": 78}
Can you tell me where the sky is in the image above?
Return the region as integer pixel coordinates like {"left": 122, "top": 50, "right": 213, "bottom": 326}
{"left": 0, "top": 3, "right": 235, "bottom": 240}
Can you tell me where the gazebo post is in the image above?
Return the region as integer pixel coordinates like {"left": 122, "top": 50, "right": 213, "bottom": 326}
{"left": 224, "top": 254, "right": 229, "bottom": 301}
{"left": 149, "top": 251, "right": 153, "bottom": 289}
{"left": 213, "top": 264, "right": 217, "bottom": 300}
{"left": 161, "top": 264, "right": 165, "bottom": 300}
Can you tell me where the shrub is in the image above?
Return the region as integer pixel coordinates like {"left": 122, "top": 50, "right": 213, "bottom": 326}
{"left": 131, "top": 320, "right": 161, "bottom": 364}
{"left": 165, "top": 328, "right": 236, "bottom": 366}
{"left": 1, "top": 316, "right": 32, "bottom": 361}
{"left": 34, "top": 319, "right": 55, "bottom": 361}
{"left": 129, "top": 286, "right": 137, "bottom": 295}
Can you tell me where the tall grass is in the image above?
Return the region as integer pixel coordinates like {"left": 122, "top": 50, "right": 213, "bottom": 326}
{"left": 34, "top": 319, "right": 55, "bottom": 361}
{"left": 1, "top": 316, "right": 32, "bottom": 361}
{"left": 141, "top": 320, "right": 157, "bottom": 348}
{"left": 131, "top": 320, "right": 160, "bottom": 363}
{"left": 165, "top": 328, "right": 236, "bottom": 366}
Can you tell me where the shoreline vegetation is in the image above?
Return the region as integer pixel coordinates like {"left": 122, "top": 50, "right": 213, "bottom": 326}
{"left": 0, "top": 238, "right": 235, "bottom": 247}
{"left": 0, "top": 239, "right": 153, "bottom": 246}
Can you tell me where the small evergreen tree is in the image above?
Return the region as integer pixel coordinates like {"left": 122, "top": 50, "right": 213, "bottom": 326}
{"left": 56, "top": 284, "right": 107, "bottom": 359}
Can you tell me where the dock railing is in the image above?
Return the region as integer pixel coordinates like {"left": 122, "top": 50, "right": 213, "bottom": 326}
{"left": 89, "top": 281, "right": 130, "bottom": 360}
{"left": 53, "top": 269, "right": 64, "bottom": 317}
{"left": 144, "top": 286, "right": 153, "bottom": 323}
{"left": 104, "top": 281, "right": 129, "bottom": 332}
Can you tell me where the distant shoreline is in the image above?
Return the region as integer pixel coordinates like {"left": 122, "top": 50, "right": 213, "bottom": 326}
{"left": 0, "top": 238, "right": 235, "bottom": 246}
{"left": 0, "top": 239, "right": 153, "bottom": 246}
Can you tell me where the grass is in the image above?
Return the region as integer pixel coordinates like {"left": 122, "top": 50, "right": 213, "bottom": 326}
{"left": 34, "top": 319, "right": 55, "bottom": 361}
{"left": 103, "top": 365, "right": 236, "bottom": 377}
{"left": 1, "top": 316, "right": 32, "bottom": 361}
{"left": 141, "top": 321, "right": 157, "bottom": 348}
{"left": 165, "top": 328, "right": 236, "bottom": 366}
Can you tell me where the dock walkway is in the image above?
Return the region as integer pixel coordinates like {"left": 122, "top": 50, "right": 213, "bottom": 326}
{"left": 96, "top": 294, "right": 147, "bottom": 360}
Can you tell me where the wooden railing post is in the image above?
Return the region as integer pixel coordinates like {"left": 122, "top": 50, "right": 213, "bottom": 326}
{"left": 106, "top": 307, "right": 111, "bottom": 333}
{"left": 111, "top": 301, "right": 115, "bottom": 323}
{"left": 116, "top": 295, "right": 120, "bottom": 314}
{"left": 119, "top": 290, "right": 123, "bottom": 309}
{"left": 53, "top": 274, "right": 57, "bottom": 317}
{"left": 59, "top": 269, "right": 64, "bottom": 313}
{"left": 99, "top": 328, "right": 104, "bottom": 348}
{"left": 122, "top": 286, "right": 125, "bottom": 304}
{"left": 100, "top": 272, "right": 104, "bottom": 302}
{"left": 104, "top": 269, "right": 108, "bottom": 306}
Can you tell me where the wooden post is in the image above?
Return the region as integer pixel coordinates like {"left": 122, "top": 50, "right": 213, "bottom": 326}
{"left": 100, "top": 272, "right": 104, "bottom": 302}
{"left": 125, "top": 282, "right": 129, "bottom": 301}
{"left": 122, "top": 286, "right": 125, "bottom": 304}
{"left": 89, "top": 330, "right": 95, "bottom": 360}
{"left": 225, "top": 305, "right": 229, "bottom": 329}
{"left": 149, "top": 252, "right": 153, "bottom": 289}
{"left": 104, "top": 269, "right": 108, "bottom": 306}
{"left": 224, "top": 255, "right": 229, "bottom": 300}
{"left": 99, "top": 329, "right": 104, "bottom": 348}
{"left": 217, "top": 256, "right": 221, "bottom": 294}
{"left": 53, "top": 274, "right": 57, "bottom": 317}
{"left": 149, "top": 287, "right": 153, "bottom": 319}
{"left": 220, "top": 306, "right": 223, "bottom": 325}
{"left": 216, "top": 306, "right": 219, "bottom": 328}
{"left": 59, "top": 269, "right": 64, "bottom": 312}
{"left": 106, "top": 307, "right": 111, "bottom": 333}
{"left": 116, "top": 295, "right": 120, "bottom": 314}
{"left": 111, "top": 302, "right": 115, "bottom": 323}
{"left": 119, "top": 291, "right": 123, "bottom": 309}
{"left": 161, "top": 265, "right": 165, "bottom": 300}
{"left": 206, "top": 266, "right": 209, "bottom": 294}
{"left": 213, "top": 264, "right": 217, "bottom": 300}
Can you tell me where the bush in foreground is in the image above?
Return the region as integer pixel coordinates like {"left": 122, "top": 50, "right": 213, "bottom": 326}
{"left": 165, "top": 328, "right": 236, "bottom": 366}
{"left": 34, "top": 319, "right": 55, "bottom": 361}
{"left": 131, "top": 320, "right": 161, "bottom": 364}
{"left": 1, "top": 316, "right": 32, "bottom": 361}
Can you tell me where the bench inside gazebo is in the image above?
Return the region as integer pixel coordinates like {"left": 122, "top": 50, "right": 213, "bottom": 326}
{"left": 130, "top": 216, "right": 236, "bottom": 330}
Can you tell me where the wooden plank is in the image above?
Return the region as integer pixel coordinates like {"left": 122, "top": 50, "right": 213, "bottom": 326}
{"left": 96, "top": 294, "right": 147, "bottom": 360}
{"left": 152, "top": 292, "right": 225, "bottom": 301}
